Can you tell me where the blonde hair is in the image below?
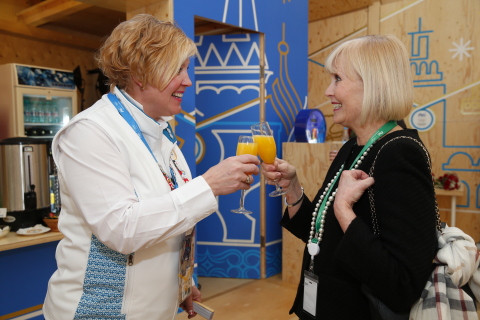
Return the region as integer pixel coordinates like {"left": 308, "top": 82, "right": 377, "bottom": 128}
{"left": 96, "top": 14, "right": 197, "bottom": 92}
{"left": 324, "top": 34, "right": 413, "bottom": 125}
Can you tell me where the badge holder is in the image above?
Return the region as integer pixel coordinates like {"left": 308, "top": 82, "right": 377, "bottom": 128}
{"left": 178, "top": 226, "right": 195, "bottom": 303}
{"left": 303, "top": 269, "right": 318, "bottom": 318}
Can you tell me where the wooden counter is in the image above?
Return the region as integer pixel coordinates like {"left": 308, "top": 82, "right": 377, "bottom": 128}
{"left": 0, "top": 231, "right": 63, "bottom": 252}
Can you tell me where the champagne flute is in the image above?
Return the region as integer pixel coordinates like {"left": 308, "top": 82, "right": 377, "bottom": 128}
{"left": 231, "top": 135, "right": 258, "bottom": 214}
{"left": 250, "top": 121, "right": 288, "bottom": 197}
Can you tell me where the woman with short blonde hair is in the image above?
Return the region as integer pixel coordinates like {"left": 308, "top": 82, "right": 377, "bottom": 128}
{"left": 325, "top": 34, "right": 413, "bottom": 126}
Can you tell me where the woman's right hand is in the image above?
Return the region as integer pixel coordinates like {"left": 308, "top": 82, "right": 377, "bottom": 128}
{"left": 202, "top": 154, "right": 260, "bottom": 196}
{"left": 260, "top": 158, "right": 297, "bottom": 189}
{"left": 261, "top": 159, "right": 304, "bottom": 215}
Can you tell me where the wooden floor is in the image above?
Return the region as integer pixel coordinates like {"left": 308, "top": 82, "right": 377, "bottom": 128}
{"left": 177, "top": 274, "right": 480, "bottom": 320}
{"left": 175, "top": 274, "right": 298, "bottom": 320}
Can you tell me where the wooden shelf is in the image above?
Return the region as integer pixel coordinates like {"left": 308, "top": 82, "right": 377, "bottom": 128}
{"left": 435, "top": 187, "right": 464, "bottom": 197}
{"left": 0, "top": 231, "right": 63, "bottom": 252}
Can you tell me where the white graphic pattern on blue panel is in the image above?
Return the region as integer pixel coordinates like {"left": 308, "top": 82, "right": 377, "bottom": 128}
{"left": 223, "top": 0, "right": 258, "bottom": 30}
{"left": 74, "top": 235, "right": 128, "bottom": 319}
{"left": 195, "top": 34, "right": 273, "bottom": 95}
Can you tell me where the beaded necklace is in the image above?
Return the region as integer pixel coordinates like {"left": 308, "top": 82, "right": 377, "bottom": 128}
{"left": 306, "top": 121, "right": 397, "bottom": 272}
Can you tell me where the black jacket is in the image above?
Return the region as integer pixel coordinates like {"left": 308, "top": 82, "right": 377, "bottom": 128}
{"left": 281, "top": 129, "right": 438, "bottom": 319}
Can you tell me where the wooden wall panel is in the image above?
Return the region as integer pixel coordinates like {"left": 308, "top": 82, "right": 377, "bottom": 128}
{"left": 308, "top": 9, "right": 368, "bottom": 56}
{"left": 126, "top": 0, "right": 171, "bottom": 20}
{"left": 282, "top": 142, "right": 331, "bottom": 285}
{"left": 309, "top": 0, "right": 373, "bottom": 22}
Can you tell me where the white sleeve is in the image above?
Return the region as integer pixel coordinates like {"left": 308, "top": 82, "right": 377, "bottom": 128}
{"left": 55, "top": 120, "right": 217, "bottom": 254}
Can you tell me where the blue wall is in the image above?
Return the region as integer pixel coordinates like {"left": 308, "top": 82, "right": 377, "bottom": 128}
{"left": 0, "top": 242, "right": 58, "bottom": 319}
{"left": 174, "top": 0, "right": 308, "bottom": 278}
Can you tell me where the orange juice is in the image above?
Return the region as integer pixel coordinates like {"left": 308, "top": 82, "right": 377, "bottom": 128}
{"left": 253, "top": 135, "right": 276, "bottom": 163}
{"left": 236, "top": 142, "right": 258, "bottom": 156}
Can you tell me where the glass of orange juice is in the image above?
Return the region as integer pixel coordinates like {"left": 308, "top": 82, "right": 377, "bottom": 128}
{"left": 250, "top": 121, "right": 288, "bottom": 197}
{"left": 231, "top": 135, "right": 258, "bottom": 214}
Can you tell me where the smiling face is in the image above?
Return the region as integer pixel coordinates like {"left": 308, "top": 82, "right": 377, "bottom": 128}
{"left": 324, "top": 58, "right": 364, "bottom": 131}
{"left": 136, "top": 59, "right": 192, "bottom": 120}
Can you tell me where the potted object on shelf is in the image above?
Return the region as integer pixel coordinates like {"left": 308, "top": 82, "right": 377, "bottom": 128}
{"left": 43, "top": 212, "right": 59, "bottom": 232}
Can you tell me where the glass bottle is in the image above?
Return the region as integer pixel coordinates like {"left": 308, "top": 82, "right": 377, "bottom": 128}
{"left": 24, "top": 97, "right": 32, "bottom": 123}
{"left": 30, "top": 99, "right": 38, "bottom": 123}
{"left": 51, "top": 101, "right": 59, "bottom": 123}
{"left": 38, "top": 100, "right": 45, "bottom": 123}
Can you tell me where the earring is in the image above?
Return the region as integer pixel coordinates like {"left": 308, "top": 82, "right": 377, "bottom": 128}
{"left": 140, "top": 86, "right": 145, "bottom": 91}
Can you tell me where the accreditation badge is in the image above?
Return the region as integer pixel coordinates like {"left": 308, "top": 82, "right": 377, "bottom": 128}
{"left": 303, "top": 270, "right": 318, "bottom": 318}
{"left": 178, "top": 226, "right": 196, "bottom": 303}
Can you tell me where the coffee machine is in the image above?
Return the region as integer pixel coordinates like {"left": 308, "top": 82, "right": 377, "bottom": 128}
{"left": 0, "top": 137, "right": 51, "bottom": 231}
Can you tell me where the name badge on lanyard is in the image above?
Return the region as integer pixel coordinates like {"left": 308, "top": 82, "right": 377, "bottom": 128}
{"left": 303, "top": 270, "right": 318, "bottom": 318}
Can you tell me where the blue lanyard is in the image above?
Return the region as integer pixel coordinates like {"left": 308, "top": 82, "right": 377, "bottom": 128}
{"left": 108, "top": 92, "right": 179, "bottom": 188}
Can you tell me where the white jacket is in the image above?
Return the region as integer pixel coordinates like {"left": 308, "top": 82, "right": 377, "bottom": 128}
{"left": 43, "top": 88, "right": 217, "bottom": 319}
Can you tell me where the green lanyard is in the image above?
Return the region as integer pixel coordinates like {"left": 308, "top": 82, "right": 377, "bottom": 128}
{"left": 313, "top": 121, "right": 397, "bottom": 238}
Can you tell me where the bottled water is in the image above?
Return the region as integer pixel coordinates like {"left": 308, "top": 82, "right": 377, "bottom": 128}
{"left": 24, "top": 97, "right": 32, "bottom": 123}
{"left": 45, "top": 100, "right": 52, "bottom": 123}
{"left": 30, "top": 99, "right": 38, "bottom": 123}
{"left": 38, "top": 100, "right": 45, "bottom": 123}
{"left": 51, "top": 102, "right": 59, "bottom": 123}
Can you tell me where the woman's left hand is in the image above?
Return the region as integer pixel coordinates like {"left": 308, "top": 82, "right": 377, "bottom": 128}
{"left": 179, "top": 285, "right": 201, "bottom": 318}
{"left": 333, "top": 169, "right": 374, "bottom": 232}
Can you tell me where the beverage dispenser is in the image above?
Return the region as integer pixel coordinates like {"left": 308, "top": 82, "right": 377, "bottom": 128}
{"left": 0, "top": 137, "right": 50, "bottom": 230}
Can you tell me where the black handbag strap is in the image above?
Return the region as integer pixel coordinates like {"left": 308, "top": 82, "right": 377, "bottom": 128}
{"left": 367, "top": 136, "right": 442, "bottom": 235}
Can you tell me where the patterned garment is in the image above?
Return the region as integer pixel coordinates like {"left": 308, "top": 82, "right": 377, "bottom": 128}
{"left": 74, "top": 235, "right": 128, "bottom": 319}
{"left": 410, "top": 227, "right": 480, "bottom": 320}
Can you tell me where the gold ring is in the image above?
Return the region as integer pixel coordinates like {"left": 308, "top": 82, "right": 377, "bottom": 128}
{"left": 245, "top": 175, "right": 251, "bottom": 184}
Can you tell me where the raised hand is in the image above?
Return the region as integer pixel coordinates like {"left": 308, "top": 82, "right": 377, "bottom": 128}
{"left": 202, "top": 154, "right": 260, "bottom": 196}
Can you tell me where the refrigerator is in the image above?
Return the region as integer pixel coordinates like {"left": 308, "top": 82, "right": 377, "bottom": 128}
{"left": 0, "top": 63, "right": 78, "bottom": 140}
{"left": 0, "top": 63, "right": 78, "bottom": 216}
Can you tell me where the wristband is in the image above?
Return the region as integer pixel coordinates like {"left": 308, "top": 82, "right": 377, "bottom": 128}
{"left": 284, "top": 187, "right": 304, "bottom": 207}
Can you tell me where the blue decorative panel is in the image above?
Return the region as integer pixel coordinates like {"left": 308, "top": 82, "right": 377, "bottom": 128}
{"left": 197, "top": 246, "right": 260, "bottom": 279}
{"left": 174, "top": 0, "right": 308, "bottom": 279}
{"left": 266, "top": 241, "right": 282, "bottom": 278}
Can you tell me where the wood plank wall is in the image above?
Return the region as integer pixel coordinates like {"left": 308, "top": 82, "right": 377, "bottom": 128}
{"left": 282, "top": 142, "right": 332, "bottom": 284}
